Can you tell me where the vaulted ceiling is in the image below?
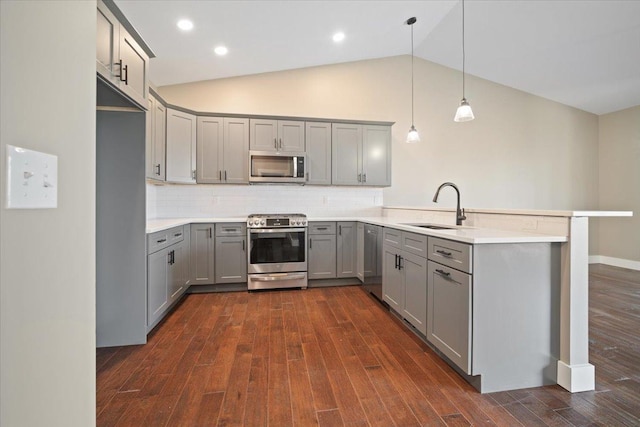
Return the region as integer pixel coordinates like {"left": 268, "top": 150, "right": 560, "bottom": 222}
{"left": 115, "top": 0, "right": 640, "bottom": 115}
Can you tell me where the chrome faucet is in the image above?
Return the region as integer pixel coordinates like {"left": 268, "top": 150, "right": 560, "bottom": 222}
{"left": 432, "top": 182, "right": 466, "bottom": 226}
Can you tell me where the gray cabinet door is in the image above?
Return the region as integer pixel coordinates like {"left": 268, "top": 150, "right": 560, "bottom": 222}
{"left": 197, "top": 116, "right": 223, "bottom": 183}
{"left": 250, "top": 119, "right": 278, "bottom": 151}
{"left": 427, "top": 261, "right": 472, "bottom": 374}
{"left": 118, "top": 26, "right": 148, "bottom": 108}
{"left": 147, "top": 249, "right": 169, "bottom": 326}
{"left": 309, "top": 234, "right": 337, "bottom": 279}
{"left": 169, "top": 243, "right": 187, "bottom": 302}
{"left": 96, "top": 1, "right": 119, "bottom": 83}
{"left": 402, "top": 252, "right": 428, "bottom": 335}
{"left": 215, "top": 236, "right": 247, "bottom": 283}
{"left": 223, "top": 118, "right": 250, "bottom": 184}
{"left": 356, "top": 222, "right": 365, "bottom": 282}
{"left": 336, "top": 222, "right": 357, "bottom": 278}
{"left": 332, "top": 123, "right": 362, "bottom": 185}
{"left": 278, "top": 120, "right": 305, "bottom": 152}
{"left": 382, "top": 245, "right": 403, "bottom": 312}
{"left": 361, "top": 125, "right": 391, "bottom": 186}
{"left": 166, "top": 108, "right": 197, "bottom": 183}
{"left": 190, "top": 223, "right": 215, "bottom": 285}
{"left": 146, "top": 95, "right": 166, "bottom": 180}
{"left": 305, "top": 122, "right": 331, "bottom": 185}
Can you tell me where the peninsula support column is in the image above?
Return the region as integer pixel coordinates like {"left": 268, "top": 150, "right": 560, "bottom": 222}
{"left": 558, "top": 216, "right": 595, "bottom": 392}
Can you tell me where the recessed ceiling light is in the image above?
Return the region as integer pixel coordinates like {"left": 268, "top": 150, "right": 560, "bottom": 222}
{"left": 214, "top": 46, "right": 228, "bottom": 56}
{"left": 332, "top": 32, "right": 345, "bottom": 43}
{"left": 177, "top": 19, "right": 194, "bottom": 31}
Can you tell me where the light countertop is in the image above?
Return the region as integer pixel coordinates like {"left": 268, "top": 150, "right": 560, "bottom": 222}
{"left": 148, "top": 216, "right": 568, "bottom": 244}
{"left": 384, "top": 206, "right": 633, "bottom": 218}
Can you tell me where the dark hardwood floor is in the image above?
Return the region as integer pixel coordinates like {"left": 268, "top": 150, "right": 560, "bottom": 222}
{"left": 97, "top": 264, "right": 640, "bottom": 426}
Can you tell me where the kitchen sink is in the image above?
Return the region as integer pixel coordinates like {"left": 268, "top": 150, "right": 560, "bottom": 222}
{"left": 401, "top": 223, "right": 456, "bottom": 230}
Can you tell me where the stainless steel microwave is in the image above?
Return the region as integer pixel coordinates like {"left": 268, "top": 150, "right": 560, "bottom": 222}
{"left": 249, "top": 151, "right": 306, "bottom": 183}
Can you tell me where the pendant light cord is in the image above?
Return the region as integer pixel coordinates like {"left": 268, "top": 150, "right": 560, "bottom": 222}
{"left": 462, "top": 0, "right": 466, "bottom": 98}
{"left": 411, "top": 21, "right": 415, "bottom": 125}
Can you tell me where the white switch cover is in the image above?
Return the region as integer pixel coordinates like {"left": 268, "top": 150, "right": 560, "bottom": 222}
{"left": 6, "top": 145, "right": 58, "bottom": 209}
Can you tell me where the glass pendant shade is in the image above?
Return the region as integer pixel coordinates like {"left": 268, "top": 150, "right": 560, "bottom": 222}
{"left": 406, "top": 125, "right": 420, "bottom": 143}
{"left": 454, "top": 98, "right": 474, "bottom": 122}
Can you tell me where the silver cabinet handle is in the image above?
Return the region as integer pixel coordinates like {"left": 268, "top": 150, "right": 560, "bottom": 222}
{"left": 363, "top": 173, "right": 367, "bottom": 183}
{"left": 209, "top": 227, "right": 212, "bottom": 238}
{"left": 398, "top": 256, "right": 403, "bottom": 270}
{"left": 436, "top": 268, "right": 451, "bottom": 277}
{"left": 174, "top": 233, "right": 182, "bottom": 237}
{"left": 192, "top": 170, "right": 196, "bottom": 180}
{"left": 279, "top": 138, "right": 282, "bottom": 150}
{"left": 306, "top": 172, "right": 309, "bottom": 182}
{"left": 339, "top": 225, "right": 342, "bottom": 235}
{"left": 357, "top": 173, "right": 362, "bottom": 182}
{"left": 274, "top": 138, "right": 277, "bottom": 149}
{"left": 224, "top": 170, "right": 227, "bottom": 181}
{"left": 219, "top": 170, "right": 222, "bottom": 181}
{"left": 309, "top": 239, "right": 312, "bottom": 249}
{"left": 157, "top": 238, "right": 167, "bottom": 244}
{"left": 316, "top": 227, "right": 328, "bottom": 231}
{"left": 155, "top": 164, "right": 161, "bottom": 175}
{"left": 242, "top": 240, "right": 245, "bottom": 251}
{"left": 436, "top": 249, "right": 452, "bottom": 257}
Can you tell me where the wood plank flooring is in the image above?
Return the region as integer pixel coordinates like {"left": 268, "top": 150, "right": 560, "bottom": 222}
{"left": 97, "top": 264, "right": 640, "bottom": 426}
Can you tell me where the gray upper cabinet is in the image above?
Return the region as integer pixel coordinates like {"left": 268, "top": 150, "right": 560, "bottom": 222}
{"left": 305, "top": 122, "right": 332, "bottom": 185}
{"left": 215, "top": 223, "right": 247, "bottom": 284}
{"left": 96, "top": 0, "right": 148, "bottom": 108}
{"left": 96, "top": 1, "right": 119, "bottom": 81}
{"left": 146, "top": 94, "right": 166, "bottom": 181}
{"left": 197, "top": 117, "right": 249, "bottom": 184}
{"left": 250, "top": 119, "right": 305, "bottom": 152}
{"left": 190, "top": 223, "right": 215, "bottom": 285}
{"left": 361, "top": 125, "right": 391, "bottom": 186}
{"left": 332, "top": 123, "right": 391, "bottom": 186}
{"left": 166, "top": 108, "right": 197, "bottom": 184}
{"left": 337, "top": 222, "right": 357, "bottom": 278}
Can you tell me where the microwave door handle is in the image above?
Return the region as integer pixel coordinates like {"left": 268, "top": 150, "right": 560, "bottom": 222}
{"left": 293, "top": 156, "right": 297, "bottom": 178}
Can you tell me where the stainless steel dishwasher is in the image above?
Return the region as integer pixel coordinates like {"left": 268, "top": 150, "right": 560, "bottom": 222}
{"left": 362, "top": 224, "right": 383, "bottom": 301}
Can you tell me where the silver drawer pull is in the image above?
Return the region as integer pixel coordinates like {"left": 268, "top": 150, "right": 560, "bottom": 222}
{"left": 156, "top": 238, "right": 167, "bottom": 244}
{"left": 436, "top": 269, "right": 451, "bottom": 277}
{"left": 252, "top": 273, "right": 306, "bottom": 282}
{"left": 174, "top": 233, "right": 182, "bottom": 237}
{"left": 436, "top": 249, "right": 452, "bottom": 257}
{"left": 316, "top": 227, "right": 328, "bottom": 230}
{"left": 224, "top": 228, "right": 237, "bottom": 232}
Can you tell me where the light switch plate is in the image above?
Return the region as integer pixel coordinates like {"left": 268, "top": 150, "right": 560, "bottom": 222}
{"left": 6, "top": 145, "right": 58, "bottom": 209}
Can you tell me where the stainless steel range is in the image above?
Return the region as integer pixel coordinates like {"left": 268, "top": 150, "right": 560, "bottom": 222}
{"left": 247, "top": 213, "right": 308, "bottom": 290}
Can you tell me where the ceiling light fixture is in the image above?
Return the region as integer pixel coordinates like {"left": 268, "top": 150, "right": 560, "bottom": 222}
{"left": 332, "top": 32, "right": 345, "bottom": 43}
{"left": 214, "top": 46, "right": 228, "bottom": 56}
{"left": 406, "top": 17, "right": 420, "bottom": 143}
{"left": 454, "top": 0, "right": 475, "bottom": 122}
{"left": 176, "top": 19, "right": 194, "bottom": 32}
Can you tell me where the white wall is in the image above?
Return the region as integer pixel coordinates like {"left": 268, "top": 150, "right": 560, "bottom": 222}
{"left": 597, "top": 106, "right": 640, "bottom": 265}
{"left": 159, "top": 56, "right": 600, "bottom": 212}
{"left": 0, "top": 1, "right": 96, "bottom": 425}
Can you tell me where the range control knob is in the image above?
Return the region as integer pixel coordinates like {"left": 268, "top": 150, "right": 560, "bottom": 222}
{"left": 260, "top": 220, "right": 266, "bottom": 226}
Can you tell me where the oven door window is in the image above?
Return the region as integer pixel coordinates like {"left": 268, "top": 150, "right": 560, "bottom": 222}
{"left": 250, "top": 230, "right": 306, "bottom": 264}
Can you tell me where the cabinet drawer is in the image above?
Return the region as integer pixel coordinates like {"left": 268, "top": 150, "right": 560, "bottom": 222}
{"left": 383, "top": 227, "right": 402, "bottom": 249}
{"left": 428, "top": 237, "right": 472, "bottom": 274}
{"left": 309, "top": 222, "right": 336, "bottom": 235}
{"left": 402, "top": 232, "right": 428, "bottom": 258}
{"left": 148, "top": 225, "right": 183, "bottom": 254}
{"left": 168, "top": 226, "right": 185, "bottom": 245}
{"left": 215, "top": 223, "right": 246, "bottom": 236}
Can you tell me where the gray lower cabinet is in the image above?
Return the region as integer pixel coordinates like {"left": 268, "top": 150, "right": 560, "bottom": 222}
{"left": 308, "top": 222, "right": 337, "bottom": 279}
{"left": 215, "top": 223, "right": 247, "bottom": 284}
{"left": 427, "top": 260, "right": 471, "bottom": 374}
{"left": 190, "top": 223, "right": 215, "bottom": 285}
{"left": 309, "top": 234, "right": 337, "bottom": 279}
{"left": 382, "top": 229, "right": 428, "bottom": 335}
{"left": 147, "top": 225, "right": 189, "bottom": 330}
{"left": 337, "top": 222, "right": 357, "bottom": 278}
{"left": 356, "top": 222, "right": 365, "bottom": 281}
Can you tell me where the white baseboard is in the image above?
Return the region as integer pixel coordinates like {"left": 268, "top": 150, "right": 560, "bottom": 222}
{"left": 589, "top": 255, "right": 640, "bottom": 271}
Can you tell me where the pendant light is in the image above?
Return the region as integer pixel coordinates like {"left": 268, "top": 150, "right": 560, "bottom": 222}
{"left": 454, "top": 0, "right": 475, "bottom": 122}
{"left": 406, "top": 17, "right": 420, "bottom": 143}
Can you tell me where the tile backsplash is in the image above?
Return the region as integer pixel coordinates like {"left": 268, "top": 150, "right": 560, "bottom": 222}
{"left": 147, "top": 183, "right": 383, "bottom": 219}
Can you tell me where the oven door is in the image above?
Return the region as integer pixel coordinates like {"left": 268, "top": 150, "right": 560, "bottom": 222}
{"left": 248, "top": 227, "right": 307, "bottom": 274}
